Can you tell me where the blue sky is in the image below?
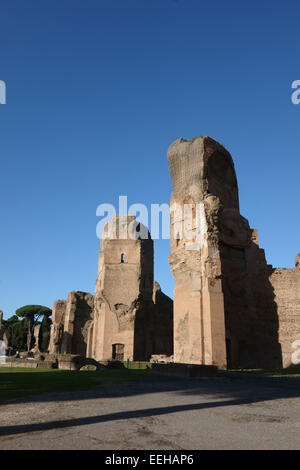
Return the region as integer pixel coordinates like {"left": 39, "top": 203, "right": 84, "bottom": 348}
{"left": 0, "top": 0, "right": 299, "bottom": 318}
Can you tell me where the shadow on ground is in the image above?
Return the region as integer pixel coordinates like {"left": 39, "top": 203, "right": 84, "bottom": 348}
{"left": 1, "top": 372, "right": 300, "bottom": 437}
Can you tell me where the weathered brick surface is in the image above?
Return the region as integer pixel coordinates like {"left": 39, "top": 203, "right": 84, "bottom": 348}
{"left": 167, "top": 136, "right": 295, "bottom": 369}
{"left": 88, "top": 215, "right": 173, "bottom": 361}
{"left": 61, "top": 291, "right": 94, "bottom": 356}
{"left": 48, "top": 300, "right": 66, "bottom": 354}
{"left": 46, "top": 136, "right": 299, "bottom": 370}
{"left": 0, "top": 311, "right": 8, "bottom": 348}
{"left": 270, "top": 267, "right": 300, "bottom": 367}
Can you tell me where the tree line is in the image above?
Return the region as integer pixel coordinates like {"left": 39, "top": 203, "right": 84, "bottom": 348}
{"left": 3, "top": 305, "right": 52, "bottom": 353}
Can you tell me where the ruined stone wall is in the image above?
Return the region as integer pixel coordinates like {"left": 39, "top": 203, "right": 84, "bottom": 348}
{"left": 221, "top": 228, "right": 282, "bottom": 369}
{"left": 270, "top": 264, "right": 300, "bottom": 367}
{"left": 0, "top": 311, "right": 8, "bottom": 348}
{"left": 31, "top": 324, "right": 41, "bottom": 354}
{"left": 168, "top": 137, "right": 229, "bottom": 368}
{"left": 48, "top": 217, "right": 172, "bottom": 362}
{"left": 48, "top": 300, "right": 66, "bottom": 354}
{"left": 167, "top": 136, "right": 284, "bottom": 369}
{"left": 89, "top": 215, "right": 154, "bottom": 361}
{"left": 61, "top": 291, "right": 94, "bottom": 356}
{"left": 151, "top": 282, "right": 173, "bottom": 357}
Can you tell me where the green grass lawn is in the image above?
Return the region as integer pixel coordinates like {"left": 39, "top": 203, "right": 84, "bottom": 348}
{"left": 0, "top": 367, "right": 154, "bottom": 404}
{"left": 123, "top": 361, "right": 151, "bottom": 369}
{"left": 229, "top": 366, "right": 300, "bottom": 377}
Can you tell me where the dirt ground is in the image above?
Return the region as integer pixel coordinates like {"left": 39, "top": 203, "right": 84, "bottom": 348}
{"left": 1, "top": 375, "right": 300, "bottom": 450}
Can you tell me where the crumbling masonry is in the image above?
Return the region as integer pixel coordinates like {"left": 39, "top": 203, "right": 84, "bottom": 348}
{"left": 47, "top": 135, "right": 300, "bottom": 369}
{"left": 49, "top": 215, "right": 173, "bottom": 361}
{"left": 0, "top": 311, "right": 8, "bottom": 349}
{"left": 168, "top": 136, "right": 300, "bottom": 369}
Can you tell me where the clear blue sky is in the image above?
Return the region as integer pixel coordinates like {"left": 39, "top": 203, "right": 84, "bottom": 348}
{"left": 1, "top": 0, "right": 299, "bottom": 318}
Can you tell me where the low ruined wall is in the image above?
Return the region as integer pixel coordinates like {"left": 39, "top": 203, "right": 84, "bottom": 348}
{"left": 151, "top": 362, "right": 218, "bottom": 378}
{"left": 0, "top": 360, "right": 57, "bottom": 369}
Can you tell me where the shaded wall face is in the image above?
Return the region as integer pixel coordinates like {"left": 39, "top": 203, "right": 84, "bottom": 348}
{"left": 219, "top": 225, "right": 282, "bottom": 369}
{"left": 61, "top": 292, "right": 94, "bottom": 356}
{"left": 218, "top": 209, "right": 252, "bottom": 368}
{"left": 208, "top": 171, "right": 282, "bottom": 368}
{"left": 71, "top": 294, "right": 94, "bottom": 356}
{"left": 151, "top": 285, "right": 173, "bottom": 357}
{"left": 133, "top": 238, "right": 155, "bottom": 361}
{"left": 206, "top": 150, "right": 239, "bottom": 210}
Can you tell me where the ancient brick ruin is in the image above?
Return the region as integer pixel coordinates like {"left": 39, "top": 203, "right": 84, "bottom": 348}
{"left": 270, "top": 259, "right": 300, "bottom": 367}
{"left": 168, "top": 136, "right": 300, "bottom": 369}
{"left": 46, "top": 135, "right": 300, "bottom": 369}
{"left": 49, "top": 215, "right": 173, "bottom": 362}
{"left": 49, "top": 292, "right": 94, "bottom": 357}
{"left": 48, "top": 300, "right": 67, "bottom": 354}
{"left": 61, "top": 291, "right": 94, "bottom": 356}
{"left": 0, "top": 311, "right": 8, "bottom": 350}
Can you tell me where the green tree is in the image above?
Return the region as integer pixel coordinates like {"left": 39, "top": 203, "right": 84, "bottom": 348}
{"left": 3, "top": 315, "right": 27, "bottom": 351}
{"left": 16, "top": 305, "right": 52, "bottom": 352}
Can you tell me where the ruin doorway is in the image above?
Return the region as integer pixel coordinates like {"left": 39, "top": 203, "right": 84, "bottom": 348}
{"left": 112, "top": 343, "right": 125, "bottom": 361}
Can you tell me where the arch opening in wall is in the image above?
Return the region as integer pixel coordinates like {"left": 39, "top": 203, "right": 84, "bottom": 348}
{"left": 112, "top": 343, "right": 125, "bottom": 361}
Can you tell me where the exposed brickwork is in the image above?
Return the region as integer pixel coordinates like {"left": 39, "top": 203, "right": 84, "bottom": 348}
{"left": 88, "top": 215, "right": 173, "bottom": 361}
{"left": 46, "top": 135, "right": 299, "bottom": 370}
{"left": 0, "top": 311, "right": 8, "bottom": 348}
{"left": 270, "top": 268, "right": 300, "bottom": 367}
{"left": 61, "top": 291, "right": 94, "bottom": 356}
{"left": 48, "top": 217, "right": 173, "bottom": 362}
{"left": 167, "top": 136, "right": 295, "bottom": 369}
{"left": 48, "top": 300, "right": 66, "bottom": 354}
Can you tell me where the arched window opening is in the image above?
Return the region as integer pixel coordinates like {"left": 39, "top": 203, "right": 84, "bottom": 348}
{"left": 121, "top": 253, "right": 125, "bottom": 263}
